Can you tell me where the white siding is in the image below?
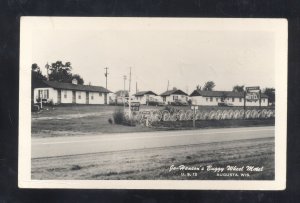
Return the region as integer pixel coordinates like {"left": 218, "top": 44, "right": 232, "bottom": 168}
{"left": 162, "top": 94, "right": 188, "bottom": 104}
{"left": 75, "top": 91, "right": 86, "bottom": 104}
{"left": 191, "top": 95, "right": 269, "bottom": 107}
{"left": 134, "top": 94, "right": 158, "bottom": 105}
{"left": 89, "top": 92, "right": 105, "bottom": 104}
{"left": 61, "top": 90, "right": 73, "bottom": 104}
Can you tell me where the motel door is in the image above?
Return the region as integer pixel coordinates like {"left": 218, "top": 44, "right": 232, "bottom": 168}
{"left": 104, "top": 93, "right": 107, "bottom": 104}
{"left": 57, "top": 90, "right": 61, "bottom": 104}
{"left": 86, "top": 92, "right": 89, "bottom": 104}
{"left": 72, "top": 91, "right": 76, "bottom": 104}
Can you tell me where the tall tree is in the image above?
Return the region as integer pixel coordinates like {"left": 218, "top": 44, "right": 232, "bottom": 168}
{"left": 232, "top": 85, "right": 245, "bottom": 92}
{"left": 32, "top": 63, "right": 47, "bottom": 85}
{"left": 203, "top": 81, "right": 215, "bottom": 91}
{"left": 48, "top": 61, "right": 73, "bottom": 83}
{"left": 31, "top": 63, "right": 47, "bottom": 102}
{"left": 263, "top": 88, "right": 275, "bottom": 105}
{"left": 196, "top": 85, "right": 201, "bottom": 90}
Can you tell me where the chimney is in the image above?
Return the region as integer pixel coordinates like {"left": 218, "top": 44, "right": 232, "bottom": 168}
{"left": 72, "top": 78, "right": 78, "bottom": 85}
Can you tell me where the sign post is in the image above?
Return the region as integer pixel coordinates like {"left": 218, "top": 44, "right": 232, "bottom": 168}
{"left": 130, "top": 102, "right": 140, "bottom": 112}
{"left": 191, "top": 105, "right": 198, "bottom": 128}
{"left": 245, "top": 86, "right": 261, "bottom": 118}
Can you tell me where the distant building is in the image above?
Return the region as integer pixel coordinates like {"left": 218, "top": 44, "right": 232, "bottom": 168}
{"left": 189, "top": 90, "right": 269, "bottom": 106}
{"left": 160, "top": 89, "right": 189, "bottom": 104}
{"left": 134, "top": 91, "right": 158, "bottom": 105}
{"left": 33, "top": 79, "right": 112, "bottom": 105}
{"left": 110, "top": 90, "right": 129, "bottom": 104}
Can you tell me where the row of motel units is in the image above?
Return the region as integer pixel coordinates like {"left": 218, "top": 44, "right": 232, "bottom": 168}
{"left": 133, "top": 89, "right": 268, "bottom": 106}
{"left": 189, "top": 89, "right": 269, "bottom": 106}
{"left": 34, "top": 79, "right": 112, "bottom": 105}
{"left": 34, "top": 79, "right": 269, "bottom": 106}
{"left": 133, "top": 89, "right": 189, "bottom": 104}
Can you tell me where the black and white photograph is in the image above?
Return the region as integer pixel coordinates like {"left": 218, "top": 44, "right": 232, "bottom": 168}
{"left": 18, "top": 17, "right": 287, "bottom": 190}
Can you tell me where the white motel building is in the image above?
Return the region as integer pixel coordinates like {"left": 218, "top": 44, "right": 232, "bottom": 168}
{"left": 189, "top": 89, "right": 269, "bottom": 106}
{"left": 160, "top": 89, "right": 189, "bottom": 103}
{"left": 33, "top": 79, "right": 112, "bottom": 105}
{"left": 134, "top": 91, "right": 158, "bottom": 105}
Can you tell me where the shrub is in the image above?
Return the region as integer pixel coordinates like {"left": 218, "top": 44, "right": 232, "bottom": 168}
{"left": 113, "top": 109, "right": 124, "bottom": 124}
{"left": 108, "top": 118, "right": 113, "bottom": 124}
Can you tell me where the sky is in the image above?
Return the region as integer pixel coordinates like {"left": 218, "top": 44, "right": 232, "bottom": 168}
{"left": 31, "top": 24, "right": 275, "bottom": 94}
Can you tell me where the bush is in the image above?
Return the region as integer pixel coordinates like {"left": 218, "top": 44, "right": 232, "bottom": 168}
{"left": 108, "top": 118, "right": 113, "bottom": 124}
{"left": 113, "top": 109, "right": 124, "bottom": 124}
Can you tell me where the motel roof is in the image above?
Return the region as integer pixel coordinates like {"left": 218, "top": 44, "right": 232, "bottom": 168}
{"left": 36, "top": 80, "right": 112, "bottom": 93}
{"left": 190, "top": 90, "right": 268, "bottom": 98}
{"left": 160, "top": 89, "right": 188, "bottom": 96}
{"left": 134, "top": 91, "right": 157, "bottom": 96}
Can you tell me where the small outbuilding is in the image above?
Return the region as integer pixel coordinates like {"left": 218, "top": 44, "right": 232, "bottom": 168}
{"left": 134, "top": 91, "right": 158, "bottom": 105}
{"left": 160, "top": 89, "right": 189, "bottom": 104}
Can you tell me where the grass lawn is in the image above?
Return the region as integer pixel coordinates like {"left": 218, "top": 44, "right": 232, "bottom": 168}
{"left": 32, "top": 137, "right": 274, "bottom": 180}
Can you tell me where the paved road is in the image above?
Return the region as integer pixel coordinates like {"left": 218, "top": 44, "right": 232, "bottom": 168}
{"left": 32, "top": 126, "right": 274, "bottom": 158}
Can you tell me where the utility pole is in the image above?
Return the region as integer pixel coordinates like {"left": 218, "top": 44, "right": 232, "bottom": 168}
{"left": 104, "top": 67, "right": 109, "bottom": 89}
{"left": 123, "top": 75, "right": 127, "bottom": 109}
{"left": 136, "top": 82, "right": 138, "bottom": 94}
{"left": 128, "top": 67, "right": 132, "bottom": 119}
{"left": 167, "top": 80, "right": 169, "bottom": 91}
{"left": 45, "top": 62, "right": 50, "bottom": 81}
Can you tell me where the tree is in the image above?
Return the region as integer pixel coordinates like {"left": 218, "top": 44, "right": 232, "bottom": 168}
{"left": 196, "top": 85, "right": 201, "bottom": 90}
{"left": 48, "top": 61, "right": 85, "bottom": 84}
{"left": 203, "top": 81, "right": 215, "bottom": 91}
{"left": 263, "top": 88, "right": 275, "bottom": 105}
{"left": 72, "top": 74, "right": 84, "bottom": 85}
{"left": 31, "top": 63, "right": 47, "bottom": 102}
{"left": 220, "top": 92, "right": 228, "bottom": 102}
{"left": 48, "top": 61, "right": 73, "bottom": 83}
{"left": 232, "top": 85, "right": 245, "bottom": 92}
{"left": 32, "top": 63, "right": 47, "bottom": 85}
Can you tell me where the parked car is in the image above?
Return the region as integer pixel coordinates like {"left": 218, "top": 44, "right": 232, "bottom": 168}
{"left": 218, "top": 102, "right": 234, "bottom": 107}
{"left": 170, "top": 100, "right": 189, "bottom": 106}
{"left": 125, "top": 98, "right": 140, "bottom": 106}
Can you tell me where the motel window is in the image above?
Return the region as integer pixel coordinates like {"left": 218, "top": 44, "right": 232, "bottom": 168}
{"left": 99, "top": 92, "right": 102, "bottom": 96}
{"left": 232, "top": 98, "right": 235, "bottom": 102}
{"left": 78, "top": 92, "right": 81, "bottom": 99}
{"left": 173, "top": 96, "right": 178, "bottom": 101}
{"left": 239, "top": 98, "right": 242, "bottom": 102}
{"left": 206, "top": 97, "right": 208, "bottom": 102}
{"left": 43, "top": 90, "right": 49, "bottom": 99}
{"left": 64, "top": 91, "right": 67, "bottom": 99}
{"left": 91, "top": 93, "right": 94, "bottom": 100}
{"left": 163, "top": 97, "right": 166, "bottom": 102}
{"left": 38, "top": 90, "right": 42, "bottom": 99}
{"left": 216, "top": 98, "right": 219, "bottom": 102}
{"left": 210, "top": 97, "right": 213, "bottom": 102}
